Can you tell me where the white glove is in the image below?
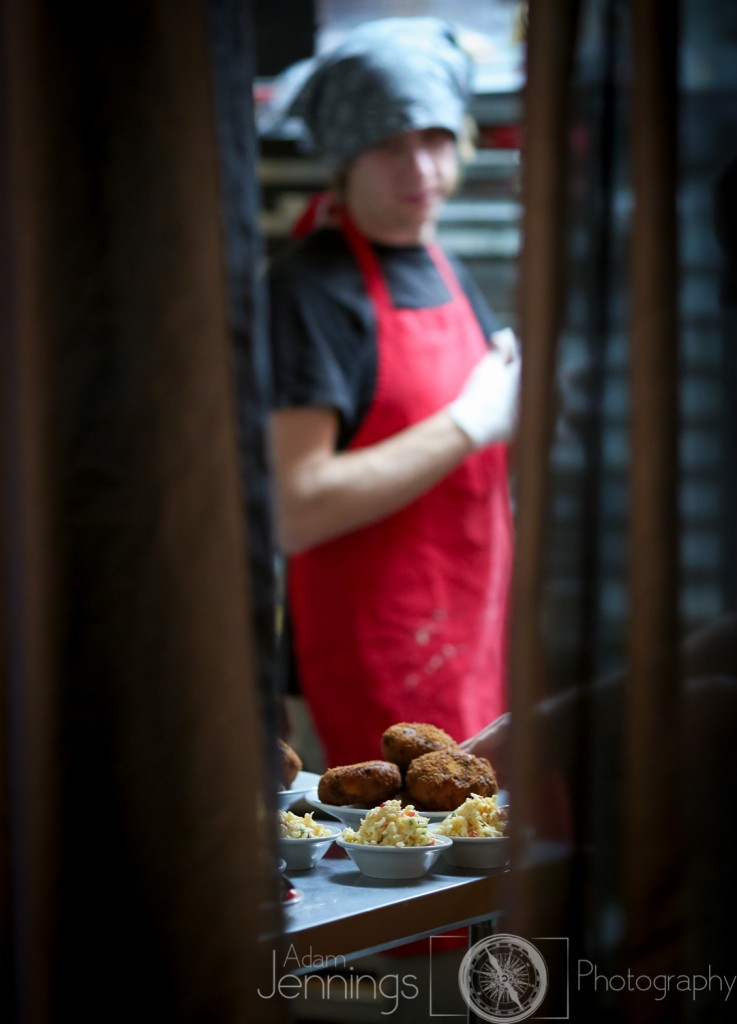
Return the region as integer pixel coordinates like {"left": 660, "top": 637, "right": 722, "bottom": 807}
{"left": 447, "top": 329, "right": 521, "bottom": 449}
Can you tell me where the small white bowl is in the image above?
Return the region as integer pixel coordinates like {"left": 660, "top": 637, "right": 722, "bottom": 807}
{"left": 307, "top": 790, "right": 449, "bottom": 828}
{"left": 278, "top": 771, "right": 322, "bottom": 811}
{"left": 278, "top": 823, "right": 342, "bottom": 871}
{"left": 335, "top": 833, "right": 453, "bottom": 879}
{"left": 435, "top": 832, "right": 510, "bottom": 870}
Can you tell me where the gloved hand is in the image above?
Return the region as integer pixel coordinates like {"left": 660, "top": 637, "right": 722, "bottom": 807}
{"left": 447, "top": 329, "right": 521, "bottom": 449}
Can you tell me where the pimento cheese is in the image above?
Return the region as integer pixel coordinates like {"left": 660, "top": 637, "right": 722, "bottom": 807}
{"left": 436, "top": 794, "right": 508, "bottom": 838}
{"left": 341, "top": 800, "right": 435, "bottom": 847}
{"left": 279, "top": 810, "right": 332, "bottom": 839}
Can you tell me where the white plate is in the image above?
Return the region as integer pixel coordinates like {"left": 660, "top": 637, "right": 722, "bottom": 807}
{"left": 336, "top": 833, "right": 453, "bottom": 879}
{"left": 306, "top": 789, "right": 451, "bottom": 827}
{"left": 277, "top": 771, "right": 323, "bottom": 810}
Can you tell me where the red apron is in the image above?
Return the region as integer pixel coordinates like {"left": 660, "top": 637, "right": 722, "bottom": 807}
{"left": 288, "top": 216, "right": 514, "bottom": 766}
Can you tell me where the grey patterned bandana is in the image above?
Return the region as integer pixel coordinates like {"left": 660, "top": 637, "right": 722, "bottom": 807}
{"left": 260, "top": 18, "right": 474, "bottom": 170}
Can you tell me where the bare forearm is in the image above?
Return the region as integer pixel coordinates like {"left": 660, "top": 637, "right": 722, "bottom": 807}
{"left": 273, "top": 407, "right": 473, "bottom": 554}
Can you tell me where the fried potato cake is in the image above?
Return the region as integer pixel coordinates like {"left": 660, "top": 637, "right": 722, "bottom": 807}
{"left": 380, "top": 721, "right": 458, "bottom": 772}
{"left": 317, "top": 760, "right": 402, "bottom": 806}
{"left": 405, "top": 749, "right": 498, "bottom": 811}
{"left": 278, "top": 738, "right": 303, "bottom": 789}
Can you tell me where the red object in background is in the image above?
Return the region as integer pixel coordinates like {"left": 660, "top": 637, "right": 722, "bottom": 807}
{"left": 477, "top": 123, "right": 523, "bottom": 150}
{"left": 253, "top": 82, "right": 275, "bottom": 104}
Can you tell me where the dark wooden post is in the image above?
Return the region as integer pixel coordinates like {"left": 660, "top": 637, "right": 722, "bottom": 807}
{"left": 0, "top": 2, "right": 286, "bottom": 1020}
{"left": 624, "top": 0, "right": 683, "bottom": 1016}
{"left": 507, "top": 0, "right": 580, "bottom": 939}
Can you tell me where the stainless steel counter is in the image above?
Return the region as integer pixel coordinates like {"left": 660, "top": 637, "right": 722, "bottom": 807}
{"left": 281, "top": 846, "right": 506, "bottom": 973}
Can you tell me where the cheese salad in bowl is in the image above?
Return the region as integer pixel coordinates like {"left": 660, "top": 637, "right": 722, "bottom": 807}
{"left": 433, "top": 794, "right": 509, "bottom": 869}
{"left": 278, "top": 811, "right": 341, "bottom": 871}
{"left": 336, "top": 800, "right": 452, "bottom": 878}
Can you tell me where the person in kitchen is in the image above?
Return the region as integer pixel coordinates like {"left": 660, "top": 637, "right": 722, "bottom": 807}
{"left": 265, "top": 17, "right": 521, "bottom": 769}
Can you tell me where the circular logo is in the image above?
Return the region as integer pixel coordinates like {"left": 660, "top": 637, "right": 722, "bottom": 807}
{"left": 458, "top": 933, "right": 548, "bottom": 1023}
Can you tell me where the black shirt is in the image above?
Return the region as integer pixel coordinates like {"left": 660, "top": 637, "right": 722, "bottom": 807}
{"left": 268, "top": 227, "right": 499, "bottom": 449}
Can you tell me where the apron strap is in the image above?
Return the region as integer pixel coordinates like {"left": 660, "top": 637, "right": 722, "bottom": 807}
{"left": 340, "top": 212, "right": 461, "bottom": 317}
{"left": 339, "top": 210, "right": 394, "bottom": 315}
{"left": 426, "top": 242, "right": 466, "bottom": 306}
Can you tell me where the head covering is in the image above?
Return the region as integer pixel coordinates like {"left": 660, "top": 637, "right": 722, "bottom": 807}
{"left": 259, "top": 18, "right": 475, "bottom": 170}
